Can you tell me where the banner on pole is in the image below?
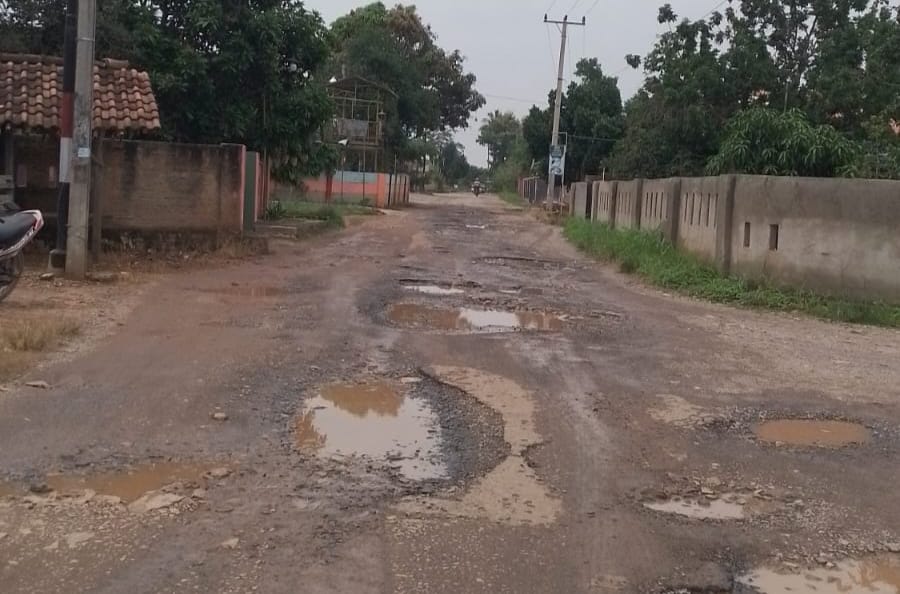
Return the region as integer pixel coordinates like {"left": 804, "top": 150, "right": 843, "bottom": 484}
{"left": 548, "top": 145, "right": 566, "bottom": 177}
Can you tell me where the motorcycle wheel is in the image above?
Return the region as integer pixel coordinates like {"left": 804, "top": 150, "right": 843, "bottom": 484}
{"left": 0, "top": 252, "right": 24, "bottom": 303}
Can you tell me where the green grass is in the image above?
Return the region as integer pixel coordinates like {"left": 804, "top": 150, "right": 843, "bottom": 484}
{"left": 564, "top": 218, "right": 900, "bottom": 327}
{"left": 266, "top": 200, "right": 380, "bottom": 229}
{"left": 499, "top": 191, "right": 524, "bottom": 206}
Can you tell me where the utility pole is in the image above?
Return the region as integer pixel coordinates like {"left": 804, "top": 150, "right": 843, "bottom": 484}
{"left": 49, "top": 0, "right": 77, "bottom": 273}
{"left": 66, "top": 0, "right": 97, "bottom": 279}
{"left": 544, "top": 14, "right": 585, "bottom": 207}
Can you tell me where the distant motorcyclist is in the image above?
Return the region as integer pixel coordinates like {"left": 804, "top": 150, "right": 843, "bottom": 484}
{"left": 472, "top": 179, "right": 483, "bottom": 196}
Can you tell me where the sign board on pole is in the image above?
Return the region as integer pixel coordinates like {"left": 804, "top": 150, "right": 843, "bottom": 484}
{"left": 548, "top": 144, "right": 566, "bottom": 177}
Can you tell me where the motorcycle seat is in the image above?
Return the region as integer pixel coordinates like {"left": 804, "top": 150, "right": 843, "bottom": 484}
{"left": 0, "top": 212, "right": 37, "bottom": 250}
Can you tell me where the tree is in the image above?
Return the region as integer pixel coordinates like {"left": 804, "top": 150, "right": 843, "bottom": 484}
{"left": 707, "top": 107, "right": 858, "bottom": 177}
{"left": 477, "top": 111, "right": 522, "bottom": 169}
{"left": 1, "top": 0, "right": 336, "bottom": 182}
{"left": 522, "top": 58, "right": 624, "bottom": 181}
{"left": 328, "top": 2, "right": 485, "bottom": 161}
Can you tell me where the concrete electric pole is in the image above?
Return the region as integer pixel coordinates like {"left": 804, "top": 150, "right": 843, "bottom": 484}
{"left": 544, "top": 14, "right": 585, "bottom": 207}
{"left": 66, "top": 0, "right": 97, "bottom": 279}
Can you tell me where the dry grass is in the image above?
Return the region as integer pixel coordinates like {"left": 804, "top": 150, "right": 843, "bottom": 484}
{"left": 0, "top": 318, "right": 81, "bottom": 382}
{"left": 1, "top": 318, "right": 80, "bottom": 352}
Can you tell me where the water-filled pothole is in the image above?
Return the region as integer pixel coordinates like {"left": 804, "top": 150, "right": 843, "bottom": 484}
{"left": 738, "top": 555, "right": 900, "bottom": 593}
{"left": 387, "top": 303, "right": 563, "bottom": 333}
{"left": 45, "top": 462, "right": 209, "bottom": 502}
{"left": 644, "top": 495, "right": 746, "bottom": 520}
{"left": 403, "top": 284, "right": 465, "bottom": 296}
{"left": 294, "top": 380, "right": 447, "bottom": 481}
{"left": 753, "top": 419, "right": 871, "bottom": 448}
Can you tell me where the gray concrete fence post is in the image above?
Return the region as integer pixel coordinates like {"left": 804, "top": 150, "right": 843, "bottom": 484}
{"left": 665, "top": 178, "right": 682, "bottom": 243}
{"left": 634, "top": 179, "right": 645, "bottom": 230}
{"left": 715, "top": 174, "right": 737, "bottom": 275}
{"left": 608, "top": 181, "right": 619, "bottom": 229}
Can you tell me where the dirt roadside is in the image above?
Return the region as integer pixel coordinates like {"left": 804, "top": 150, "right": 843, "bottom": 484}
{"left": 1, "top": 193, "right": 899, "bottom": 593}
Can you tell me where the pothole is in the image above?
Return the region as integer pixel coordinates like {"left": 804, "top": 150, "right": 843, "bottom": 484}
{"left": 477, "top": 256, "right": 567, "bottom": 270}
{"left": 387, "top": 303, "right": 563, "bottom": 333}
{"left": 753, "top": 419, "right": 871, "bottom": 448}
{"left": 294, "top": 380, "right": 447, "bottom": 481}
{"left": 0, "top": 462, "right": 212, "bottom": 503}
{"left": 738, "top": 555, "right": 900, "bottom": 593}
{"left": 402, "top": 284, "right": 465, "bottom": 296}
{"left": 644, "top": 495, "right": 747, "bottom": 520}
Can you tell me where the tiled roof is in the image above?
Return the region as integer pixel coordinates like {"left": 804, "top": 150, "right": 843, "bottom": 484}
{"left": 0, "top": 53, "right": 161, "bottom": 133}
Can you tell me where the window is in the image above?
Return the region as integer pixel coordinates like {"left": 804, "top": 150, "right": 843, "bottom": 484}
{"left": 743, "top": 222, "right": 751, "bottom": 248}
{"left": 769, "top": 224, "right": 780, "bottom": 251}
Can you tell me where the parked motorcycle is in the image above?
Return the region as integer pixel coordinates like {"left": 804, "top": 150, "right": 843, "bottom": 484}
{"left": 0, "top": 206, "right": 44, "bottom": 303}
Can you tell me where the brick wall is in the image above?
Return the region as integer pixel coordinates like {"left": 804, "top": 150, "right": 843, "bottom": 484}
{"left": 96, "top": 139, "right": 245, "bottom": 234}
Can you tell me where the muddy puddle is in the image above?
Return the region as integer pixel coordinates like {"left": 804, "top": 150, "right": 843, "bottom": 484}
{"left": 738, "top": 555, "right": 900, "bottom": 593}
{"left": 295, "top": 380, "right": 447, "bottom": 481}
{"left": 402, "top": 284, "right": 465, "bottom": 296}
{"left": 43, "top": 462, "right": 209, "bottom": 502}
{"left": 753, "top": 419, "right": 871, "bottom": 447}
{"left": 387, "top": 303, "right": 563, "bottom": 333}
{"left": 645, "top": 495, "right": 746, "bottom": 520}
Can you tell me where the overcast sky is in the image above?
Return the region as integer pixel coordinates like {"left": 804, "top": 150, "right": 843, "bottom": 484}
{"left": 311, "top": 0, "right": 717, "bottom": 166}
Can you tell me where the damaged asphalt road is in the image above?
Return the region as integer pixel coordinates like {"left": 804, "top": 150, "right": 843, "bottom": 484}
{"left": 1, "top": 193, "right": 900, "bottom": 593}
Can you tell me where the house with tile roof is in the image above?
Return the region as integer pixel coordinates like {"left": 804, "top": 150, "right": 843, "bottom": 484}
{"left": 0, "top": 52, "right": 161, "bottom": 208}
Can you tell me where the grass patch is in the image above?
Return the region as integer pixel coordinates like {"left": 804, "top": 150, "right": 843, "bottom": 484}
{"left": 499, "top": 191, "right": 524, "bottom": 206}
{"left": 1, "top": 319, "right": 81, "bottom": 352}
{"left": 278, "top": 200, "right": 380, "bottom": 225}
{"left": 564, "top": 218, "right": 900, "bottom": 327}
{"left": 0, "top": 318, "right": 81, "bottom": 382}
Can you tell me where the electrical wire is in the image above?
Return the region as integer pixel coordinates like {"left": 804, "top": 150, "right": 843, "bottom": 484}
{"left": 568, "top": 0, "right": 583, "bottom": 13}
{"left": 545, "top": 23, "right": 558, "bottom": 78}
{"left": 585, "top": 0, "right": 601, "bottom": 16}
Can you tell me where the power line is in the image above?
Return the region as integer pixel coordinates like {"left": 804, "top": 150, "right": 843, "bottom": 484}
{"left": 481, "top": 92, "right": 545, "bottom": 105}
{"left": 568, "top": 0, "right": 583, "bottom": 12}
{"left": 546, "top": 0, "right": 559, "bottom": 13}
{"left": 545, "top": 23, "right": 558, "bottom": 78}
{"left": 586, "top": 0, "right": 602, "bottom": 16}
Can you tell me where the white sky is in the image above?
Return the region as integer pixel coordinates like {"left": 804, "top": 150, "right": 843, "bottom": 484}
{"left": 311, "top": 0, "right": 718, "bottom": 166}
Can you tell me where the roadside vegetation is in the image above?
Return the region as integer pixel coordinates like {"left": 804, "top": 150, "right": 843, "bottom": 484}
{"left": 565, "top": 219, "right": 900, "bottom": 328}
{"left": 0, "top": 318, "right": 81, "bottom": 381}
{"left": 499, "top": 192, "right": 524, "bottom": 206}
{"left": 264, "top": 200, "right": 383, "bottom": 229}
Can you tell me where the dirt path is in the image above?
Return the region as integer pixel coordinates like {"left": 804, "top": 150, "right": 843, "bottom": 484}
{"left": 1, "top": 194, "right": 899, "bottom": 593}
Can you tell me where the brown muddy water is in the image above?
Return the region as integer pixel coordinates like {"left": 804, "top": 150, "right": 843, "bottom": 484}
{"left": 644, "top": 496, "right": 746, "bottom": 520}
{"left": 388, "top": 303, "right": 563, "bottom": 333}
{"left": 738, "top": 555, "right": 900, "bottom": 593}
{"left": 44, "top": 462, "right": 208, "bottom": 502}
{"left": 294, "top": 380, "right": 447, "bottom": 480}
{"left": 753, "top": 419, "right": 871, "bottom": 448}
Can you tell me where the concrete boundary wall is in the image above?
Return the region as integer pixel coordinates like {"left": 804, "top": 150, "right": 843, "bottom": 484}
{"left": 574, "top": 173, "right": 900, "bottom": 300}
{"left": 593, "top": 181, "right": 617, "bottom": 224}
{"left": 614, "top": 179, "right": 643, "bottom": 229}
{"left": 572, "top": 182, "right": 591, "bottom": 219}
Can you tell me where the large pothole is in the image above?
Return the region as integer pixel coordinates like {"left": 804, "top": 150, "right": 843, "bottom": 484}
{"left": 292, "top": 376, "right": 507, "bottom": 485}
{"left": 736, "top": 555, "right": 900, "bottom": 593}
{"left": 753, "top": 419, "right": 871, "bottom": 448}
{"left": 386, "top": 303, "right": 564, "bottom": 333}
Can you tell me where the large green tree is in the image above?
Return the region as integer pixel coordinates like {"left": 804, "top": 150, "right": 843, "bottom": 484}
{"left": 327, "top": 2, "right": 484, "bottom": 165}
{"left": 477, "top": 110, "right": 522, "bottom": 169}
{"left": 522, "top": 59, "right": 624, "bottom": 181}
{"left": 1, "top": 0, "right": 336, "bottom": 181}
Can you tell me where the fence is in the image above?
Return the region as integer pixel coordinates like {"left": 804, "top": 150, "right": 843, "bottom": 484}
{"left": 279, "top": 171, "right": 411, "bottom": 208}
{"left": 569, "top": 174, "right": 900, "bottom": 300}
